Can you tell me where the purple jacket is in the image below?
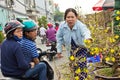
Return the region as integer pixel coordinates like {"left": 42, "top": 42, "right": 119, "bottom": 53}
{"left": 46, "top": 27, "right": 56, "bottom": 42}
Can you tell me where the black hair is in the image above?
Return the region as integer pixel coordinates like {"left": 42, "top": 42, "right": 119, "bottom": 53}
{"left": 55, "top": 23, "right": 59, "bottom": 26}
{"left": 6, "top": 29, "right": 15, "bottom": 40}
{"left": 64, "top": 8, "right": 78, "bottom": 20}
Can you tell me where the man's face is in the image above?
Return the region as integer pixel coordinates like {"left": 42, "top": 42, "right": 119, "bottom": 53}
{"left": 26, "top": 29, "right": 37, "bottom": 41}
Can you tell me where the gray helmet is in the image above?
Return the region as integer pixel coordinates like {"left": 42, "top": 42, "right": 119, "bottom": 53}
{"left": 4, "top": 20, "right": 24, "bottom": 35}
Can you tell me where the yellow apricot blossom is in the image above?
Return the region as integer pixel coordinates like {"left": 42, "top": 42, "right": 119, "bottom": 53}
{"left": 116, "top": 16, "right": 120, "bottom": 20}
{"left": 103, "top": 48, "right": 107, "bottom": 51}
{"left": 84, "top": 39, "right": 92, "bottom": 44}
{"left": 84, "top": 40, "right": 87, "bottom": 44}
{"left": 111, "top": 57, "right": 115, "bottom": 62}
{"left": 94, "top": 47, "right": 100, "bottom": 54}
{"left": 104, "top": 29, "right": 108, "bottom": 33}
{"left": 110, "top": 49, "right": 115, "bottom": 53}
{"left": 87, "top": 39, "right": 92, "bottom": 44}
{"left": 75, "top": 68, "right": 81, "bottom": 74}
{"left": 86, "top": 75, "right": 91, "bottom": 80}
{"left": 85, "top": 69, "right": 88, "bottom": 73}
{"left": 69, "top": 55, "right": 75, "bottom": 61}
{"left": 89, "top": 52, "right": 95, "bottom": 55}
{"left": 74, "top": 76, "right": 79, "bottom": 80}
{"left": 116, "top": 10, "right": 120, "bottom": 14}
{"left": 118, "top": 53, "right": 120, "bottom": 56}
{"left": 114, "top": 35, "right": 119, "bottom": 39}
{"left": 74, "top": 63, "right": 78, "bottom": 66}
{"left": 105, "top": 57, "right": 110, "bottom": 61}
{"left": 109, "top": 38, "right": 116, "bottom": 43}
{"left": 85, "top": 78, "right": 88, "bottom": 80}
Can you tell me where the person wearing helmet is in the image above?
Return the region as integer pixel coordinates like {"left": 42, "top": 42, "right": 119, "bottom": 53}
{"left": 1, "top": 20, "right": 47, "bottom": 80}
{"left": 39, "top": 24, "right": 47, "bottom": 44}
{"left": 19, "top": 20, "right": 48, "bottom": 80}
{"left": 1, "top": 20, "right": 30, "bottom": 78}
{"left": 46, "top": 22, "right": 56, "bottom": 43}
{"left": 21, "top": 20, "right": 40, "bottom": 64}
{"left": 55, "top": 23, "right": 59, "bottom": 31}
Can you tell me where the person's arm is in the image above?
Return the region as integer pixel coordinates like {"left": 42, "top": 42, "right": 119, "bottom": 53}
{"left": 30, "top": 43, "right": 40, "bottom": 64}
{"left": 33, "top": 57, "right": 40, "bottom": 64}
{"left": 79, "top": 22, "right": 92, "bottom": 40}
{"left": 15, "top": 44, "right": 31, "bottom": 70}
{"left": 56, "top": 24, "right": 64, "bottom": 58}
{"left": 29, "top": 62, "right": 35, "bottom": 68}
{"left": 56, "top": 26, "right": 63, "bottom": 53}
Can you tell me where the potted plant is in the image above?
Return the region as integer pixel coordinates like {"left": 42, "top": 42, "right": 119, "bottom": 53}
{"left": 84, "top": 24, "right": 120, "bottom": 80}
{"left": 0, "top": 24, "right": 4, "bottom": 45}
{"left": 0, "top": 31, "right": 4, "bottom": 45}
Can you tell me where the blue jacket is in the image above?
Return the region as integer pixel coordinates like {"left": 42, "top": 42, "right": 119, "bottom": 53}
{"left": 56, "top": 20, "right": 91, "bottom": 54}
{"left": 1, "top": 39, "right": 30, "bottom": 77}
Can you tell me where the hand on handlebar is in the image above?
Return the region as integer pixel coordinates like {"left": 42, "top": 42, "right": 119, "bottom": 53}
{"left": 30, "top": 62, "right": 35, "bottom": 68}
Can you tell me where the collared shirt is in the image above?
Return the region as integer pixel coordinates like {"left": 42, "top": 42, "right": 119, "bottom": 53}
{"left": 19, "top": 37, "right": 39, "bottom": 63}
{"left": 56, "top": 20, "right": 91, "bottom": 53}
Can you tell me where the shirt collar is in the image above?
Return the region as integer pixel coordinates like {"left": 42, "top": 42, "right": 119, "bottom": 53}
{"left": 63, "top": 20, "right": 78, "bottom": 30}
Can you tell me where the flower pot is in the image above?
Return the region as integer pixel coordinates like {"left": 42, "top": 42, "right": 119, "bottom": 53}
{"left": 105, "top": 61, "right": 120, "bottom": 67}
{"left": 93, "top": 62, "right": 109, "bottom": 69}
{"left": 94, "top": 68, "right": 120, "bottom": 80}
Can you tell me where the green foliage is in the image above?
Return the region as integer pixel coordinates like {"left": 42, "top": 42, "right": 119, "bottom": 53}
{"left": 38, "top": 16, "right": 47, "bottom": 28}
{"left": 0, "top": 31, "right": 4, "bottom": 44}
{"left": 114, "top": 0, "right": 120, "bottom": 10}
{"left": 54, "top": 11, "right": 64, "bottom": 22}
{"left": 113, "top": 10, "right": 120, "bottom": 37}
{"left": 113, "top": 10, "right": 120, "bottom": 26}
{"left": 113, "top": 26, "right": 120, "bottom": 40}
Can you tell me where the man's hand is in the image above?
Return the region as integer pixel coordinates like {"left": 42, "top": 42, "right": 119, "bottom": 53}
{"left": 56, "top": 53, "right": 63, "bottom": 58}
{"left": 30, "top": 62, "right": 35, "bottom": 68}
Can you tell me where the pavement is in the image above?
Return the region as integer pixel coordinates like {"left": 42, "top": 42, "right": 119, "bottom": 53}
{"left": 0, "top": 36, "right": 69, "bottom": 80}
{"left": 36, "top": 36, "right": 69, "bottom": 80}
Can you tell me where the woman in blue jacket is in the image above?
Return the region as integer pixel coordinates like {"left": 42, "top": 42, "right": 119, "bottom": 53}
{"left": 1, "top": 20, "right": 47, "bottom": 80}
{"left": 56, "top": 8, "right": 92, "bottom": 80}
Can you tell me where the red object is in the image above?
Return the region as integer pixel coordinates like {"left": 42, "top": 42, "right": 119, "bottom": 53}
{"left": 55, "top": 26, "right": 59, "bottom": 31}
{"left": 47, "top": 23, "right": 53, "bottom": 27}
{"left": 92, "top": 0, "right": 104, "bottom": 11}
{"left": 92, "top": 0, "right": 114, "bottom": 11}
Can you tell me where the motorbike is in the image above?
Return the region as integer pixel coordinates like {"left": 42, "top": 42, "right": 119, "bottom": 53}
{"left": 37, "top": 48, "right": 54, "bottom": 80}
{"left": 40, "top": 35, "right": 47, "bottom": 44}
{"left": 46, "top": 41, "right": 57, "bottom": 61}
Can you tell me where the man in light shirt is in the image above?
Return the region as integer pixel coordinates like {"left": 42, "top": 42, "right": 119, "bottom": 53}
{"left": 39, "top": 24, "right": 47, "bottom": 44}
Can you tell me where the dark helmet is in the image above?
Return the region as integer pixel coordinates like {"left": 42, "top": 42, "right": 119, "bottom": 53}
{"left": 16, "top": 18, "right": 23, "bottom": 23}
{"left": 4, "top": 20, "right": 24, "bottom": 35}
{"left": 22, "top": 20, "right": 37, "bottom": 31}
{"left": 55, "top": 23, "right": 59, "bottom": 26}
